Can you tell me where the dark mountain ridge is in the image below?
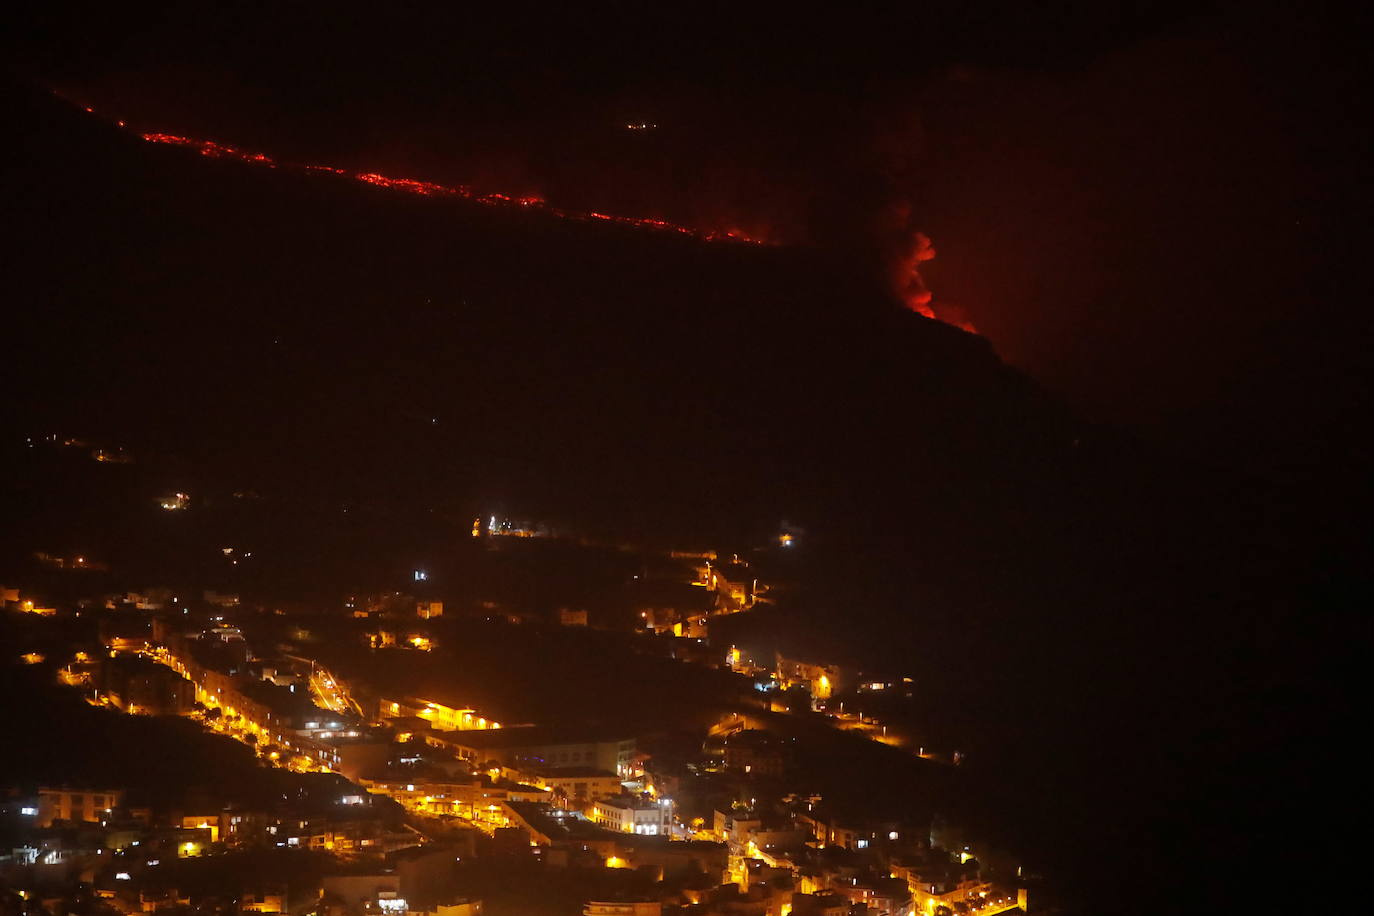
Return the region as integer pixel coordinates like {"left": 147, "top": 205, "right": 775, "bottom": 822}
{"left": 2, "top": 78, "right": 1353, "bottom": 914}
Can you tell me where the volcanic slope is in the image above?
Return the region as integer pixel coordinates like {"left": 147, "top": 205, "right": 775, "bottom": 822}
{"left": 2, "top": 78, "right": 1333, "bottom": 915}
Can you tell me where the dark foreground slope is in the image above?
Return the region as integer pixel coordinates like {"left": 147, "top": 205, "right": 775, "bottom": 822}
{"left": 1, "top": 80, "right": 1357, "bottom": 913}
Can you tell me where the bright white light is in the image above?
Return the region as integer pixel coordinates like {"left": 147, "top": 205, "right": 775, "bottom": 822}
{"left": 20, "top": 806, "right": 36, "bottom": 816}
{"left": 115, "top": 873, "right": 131, "bottom": 881}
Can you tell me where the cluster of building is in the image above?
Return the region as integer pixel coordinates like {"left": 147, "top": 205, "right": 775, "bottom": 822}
{"left": 3, "top": 520, "right": 1029, "bottom": 916}
{"left": 0, "top": 782, "right": 421, "bottom": 870}
{"left": 0, "top": 786, "right": 486, "bottom": 916}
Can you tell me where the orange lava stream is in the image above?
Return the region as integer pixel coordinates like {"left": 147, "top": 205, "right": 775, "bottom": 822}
{"left": 133, "top": 131, "right": 767, "bottom": 245}
{"left": 66, "top": 95, "right": 975, "bottom": 333}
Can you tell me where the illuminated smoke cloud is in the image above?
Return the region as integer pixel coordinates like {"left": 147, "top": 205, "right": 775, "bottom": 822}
{"left": 879, "top": 201, "right": 977, "bottom": 333}
{"left": 879, "top": 200, "right": 937, "bottom": 318}
{"left": 898, "top": 229, "right": 938, "bottom": 319}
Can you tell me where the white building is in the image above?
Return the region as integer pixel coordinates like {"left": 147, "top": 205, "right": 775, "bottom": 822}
{"left": 591, "top": 797, "right": 673, "bottom": 835}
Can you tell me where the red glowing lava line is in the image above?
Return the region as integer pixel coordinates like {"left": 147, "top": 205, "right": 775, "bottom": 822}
{"left": 122, "top": 128, "right": 767, "bottom": 245}
{"left": 66, "top": 95, "right": 976, "bottom": 332}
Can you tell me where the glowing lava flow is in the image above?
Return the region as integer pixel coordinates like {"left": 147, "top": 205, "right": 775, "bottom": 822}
{"left": 132, "top": 130, "right": 766, "bottom": 245}
{"left": 67, "top": 95, "right": 975, "bottom": 331}
{"left": 139, "top": 133, "right": 274, "bottom": 165}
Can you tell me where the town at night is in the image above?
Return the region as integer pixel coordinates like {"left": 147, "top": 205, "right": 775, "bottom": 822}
{"left": 1, "top": 5, "right": 1362, "bottom": 916}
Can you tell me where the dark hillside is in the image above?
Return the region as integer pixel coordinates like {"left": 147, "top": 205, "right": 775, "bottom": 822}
{"left": 1, "top": 77, "right": 1352, "bottom": 914}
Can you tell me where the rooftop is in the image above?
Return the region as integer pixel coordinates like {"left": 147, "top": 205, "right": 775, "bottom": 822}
{"left": 438, "top": 725, "right": 635, "bottom": 750}
{"left": 596, "top": 796, "right": 664, "bottom": 811}
{"left": 535, "top": 766, "right": 620, "bottom": 778}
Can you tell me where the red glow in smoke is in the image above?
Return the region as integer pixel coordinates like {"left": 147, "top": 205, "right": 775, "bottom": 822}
{"left": 890, "top": 221, "right": 978, "bottom": 334}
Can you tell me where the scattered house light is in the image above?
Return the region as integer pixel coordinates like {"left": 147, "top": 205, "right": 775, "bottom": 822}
{"left": 158, "top": 493, "right": 190, "bottom": 511}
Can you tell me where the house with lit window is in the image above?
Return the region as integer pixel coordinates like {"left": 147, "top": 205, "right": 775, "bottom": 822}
{"left": 36, "top": 787, "right": 124, "bottom": 826}
{"left": 583, "top": 903, "right": 659, "bottom": 916}
{"left": 437, "top": 725, "right": 637, "bottom": 777}
{"left": 774, "top": 654, "right": 849, "bottom": 700}
{"left": 530, "top": 767, "right": 624, "bottom": 803}
{"left": 591, "top": 796, "right": 673, "bottom": 835}
{"left": 722, "top": 729, "right": 787, "bottom": 777}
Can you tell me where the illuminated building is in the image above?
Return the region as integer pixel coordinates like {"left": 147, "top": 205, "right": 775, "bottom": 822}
{"left": 381, "top": 696, "right": 499, "bottom": 731}
{"left": 529, "top": 767, "right": 624, "bottom": 803}
{"left": 145, "top": 644, "right": 346, "bottom": 769}
{"left": 484, "top": 516, "right": 552, "bottom": 538}
{"left": 774, "top": 654, "right": 848, "bottom": 701}
{"left": 101, "top": 654, "right": 196, "bottom": 715}
{"left": 181, "top": 814, "right": 222, "bottom": 842}
{"left": 91, "top": 447, "right": 133, "bottom": 463}
{"left": 439, "top": 726, "right": 636, "bottom": 777}
{"left": 583, "top": 904, "right": 660, "bottom": 916}
{"left": 723, "top": 730, "right": 787, "bottom": 778}
{"left": 36, "top": 787, "right": 124, "bottom": 826}
{"left": 591, "top": 796, "right": 673, "bottom": 835}
{"left": 157, "top": 492, "right": 190, "bottom": 510}
{"left": 558, "top": 607, "right": 589, "bottom": 626}
{"left": 417, "top": 902, "right": 483, "bottom": 916}
{"left": 239, "top": 893, "right": 285, "bottom": 914}
{"left": 789, "top": 892, "right": 851, "bottom": 916}
{"left": 639, "top": 606, "right": 708, "bottom": 638}
{"left": 702, "top": 562, "right": 756, "bottom": 612}
{"left": 203, "top": 590, "right": 241, "bottom": 608}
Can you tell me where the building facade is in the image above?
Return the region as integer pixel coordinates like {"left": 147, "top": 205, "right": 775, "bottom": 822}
{"left": 37, "top": 787, "right": 125, "bottom": 826}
